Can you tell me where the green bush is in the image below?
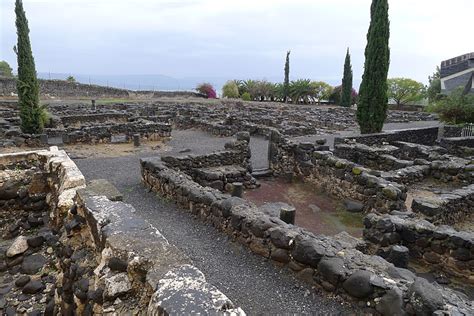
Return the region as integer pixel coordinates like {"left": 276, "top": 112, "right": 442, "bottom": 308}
{"left": 427, "top": 88, "right": 474, "bottom": 124}
{"left": 222, "top": 80, "right": 239, "bottom": 98}
{"left": 241, "top": 92, "right": 251, "bottom": 101}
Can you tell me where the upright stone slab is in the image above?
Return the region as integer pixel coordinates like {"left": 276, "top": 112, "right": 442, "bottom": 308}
{"left": 133, "top": 134, "right": 140, "bottom": 147}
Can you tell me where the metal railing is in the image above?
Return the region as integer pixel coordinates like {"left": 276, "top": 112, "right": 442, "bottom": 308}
{"left": 461, "top": 123, "right": 474, "bottom": 137}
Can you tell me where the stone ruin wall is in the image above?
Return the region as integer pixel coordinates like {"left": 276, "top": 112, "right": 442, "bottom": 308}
{"left": 160, "top": 133, "right": 257, "bottom": 191}
{"left": 268, "top": 129, "right": 407, "bottom": 213}
{"left": 364, "top": 214, "right": 473, "bottom": 283}
{"left": 0, "top": 148, "right": 243, "bottom": 314}
{"left": 0, "top": 77, "right": 205, "bottom": 99}
{"left": 140, "top": 153, "right": 473, "bottom": 315}
{"left": 334, "top": 126, "right": 440, "bottom": 147}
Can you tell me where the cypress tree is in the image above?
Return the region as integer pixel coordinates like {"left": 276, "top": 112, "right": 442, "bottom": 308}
{"left": 283, "top": 51, "right": 290, "bottom": 103}
{"left": 15, "top": 0, "right": 42, "bottom": 134}
{"left": 356, "top": 0, "right": 390, "bottom": 134}
{"left": 340, "top": 48, "right": 353, "bottom": 107}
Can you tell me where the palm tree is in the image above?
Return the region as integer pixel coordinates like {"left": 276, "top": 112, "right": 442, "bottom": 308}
{"left": 289, "top": 79, "right": 314, "bottom": 104}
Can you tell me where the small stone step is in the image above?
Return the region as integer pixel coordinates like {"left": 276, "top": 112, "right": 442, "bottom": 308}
{"left": 252, "top": 168, "right": 273, "bottom": 178}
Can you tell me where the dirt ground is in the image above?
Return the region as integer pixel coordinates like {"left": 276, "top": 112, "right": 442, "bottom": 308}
{"left": 244, "top": 178, "right": 364, "bottom": 237}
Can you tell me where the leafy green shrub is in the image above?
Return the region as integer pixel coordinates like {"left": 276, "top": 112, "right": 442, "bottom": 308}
{"left": 222, "top": 80, "right": 239, "bottom": 98}
{"left": 241, "top": 92, "right": 251, "bottom": 101}
{"left": 66, "top": 75, "right": 76, "bottom": 83}
{"left": 427, "top": 87, "right": 474, "bottom": 124}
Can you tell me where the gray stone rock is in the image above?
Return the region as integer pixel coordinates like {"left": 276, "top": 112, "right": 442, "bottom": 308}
{"left": 292, "top": 237, "right": 327, "bottom": 267}
{"left": 342, "top": 270, "right": 374, "bottom": 299}
{"left": 21, "top": 254, "right": 47, "bottom": 275}
{"left": 387, "top": 245, "right": 410, "bottom": 268}
{"left": 317, "top": 256, "right": 346, "bottom": 286}
{"left": 22, "top": 280, "right": 45, "bottom": 294}
{"left": 148, "top": 264, "right": 243, "bottom": 315}
{"left": 6, "top": 236, "right": 29, "bottom": 258}
{"left": 376, "top": 288, "right": 405, "bottom": 316}
{"left": 15, "top": 275, "right": 31, "bottom": 288}
{"left": 104, "top": 272, "right": 131, "bottom": 299}
{"left": 408, "top": 278, "right": 444, "bottom": 315}
{"left": 343, "top": 199, "right": 364, "bottom": 213}
{"left": 108, "top": 257, "right": 128, "bottom": 272}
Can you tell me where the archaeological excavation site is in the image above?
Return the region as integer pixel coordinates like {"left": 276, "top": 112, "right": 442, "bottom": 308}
{"left": 0, "top": 95, "right": 473, "bottom": 315}
{"left": 1, "top": 0, "right": 473, "bottom": 314}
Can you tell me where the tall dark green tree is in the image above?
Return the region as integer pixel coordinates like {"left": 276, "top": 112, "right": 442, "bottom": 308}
{"left": 15, "top": 0, "right": 42, "bottom": 134}
{"left": 356, "top": 0, "right": 390, "bottom": 134}
{"left": 340, "top": 48, "right": 353, "bottom": 107}
{"left": 283, "top": 51, "right": 290, "bottom": 103}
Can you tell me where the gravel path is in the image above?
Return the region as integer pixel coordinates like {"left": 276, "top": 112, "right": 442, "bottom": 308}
{"left": 73, "top": 129, "right": 357, "bottom": 314}
{"left": 75, "top": 155, "right": 356, "bottom": 314}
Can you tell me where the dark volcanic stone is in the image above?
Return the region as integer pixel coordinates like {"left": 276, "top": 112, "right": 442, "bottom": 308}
{"left": 0, "top": 261, "right": 8, "bottom": 272}
{"left": 292, "top": 237, "right": 327, "bottom": 267}
{"left": 343, "top": 199, "right": 364, "bottom": 213}
{"left": 318, "top": 256, "right": 346, "bottom": 286}
{"left": 342, "top": 270, "right": 374, "bottom": 299}
{"left": 44, "top": 299, "right": 55, "bottom": 316}
{"left": 0, "top": 284, "right": 13, "bottom": 295}
{"left": 376, "top": 288, "right": 405, "bottom": 316}
{"left": 22, "top": 280, "right": 45, "bottom": 294}
{"left": 88, "top": 288, "right": 104, "bottom": 304}
{"left": 21, "top": 254, "right": 47, "bottom": 275}
{"left": 386, "top": 245, "right": 409, "bottom": 268}
{"left": 27, "top": 236, "right": 45, "bottom": 248}
{"left": 408, "top": 278, "right": 444, "bottom": 315}
{"left": 15, "top": 275, "right": 31, "bottom": 287}
{"left": 5, "top": 306, "right": 16, "bottom": 316}
{"left": 108, "top": 257, "right": 128, "bottom": 272}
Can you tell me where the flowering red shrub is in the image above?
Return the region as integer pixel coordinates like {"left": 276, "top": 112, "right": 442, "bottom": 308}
{"left": 329, "top": 85, "right": 358, "bottom": 105}
{"left": 196, "top": 83, "right": 217, "bottom": 99}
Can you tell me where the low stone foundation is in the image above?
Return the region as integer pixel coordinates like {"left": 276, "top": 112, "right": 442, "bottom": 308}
{"left": 140, "top": 157, "right": 473, "bottom": 315}
{"left": 364, "top": 213, "right": 473, "bottom": 283}
{"left": 0, "top": 148, "right": 243, "bottom": 314}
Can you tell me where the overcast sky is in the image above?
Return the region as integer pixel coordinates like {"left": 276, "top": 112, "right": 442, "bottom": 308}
{"left": 1, "top": 0, "right": 473, "bottom": 85}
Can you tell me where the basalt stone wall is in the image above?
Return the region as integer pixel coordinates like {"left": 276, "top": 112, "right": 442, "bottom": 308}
{"left": 0, "top": 159, "right": 48, "bottom": 214}
{"left": 47, "top": 122, "right": 172, "bottom": 144}
{"left": 334, "top": 127, "right": 440, "bottom": 147}
{"left": 411, "top": 184, "right": 474, "bottom": 225}
{"left": 364, "top": 213, "right": 474, "bottom": 282}
{"left": 0, "top": 77, "right": 205, "bottom": 99}
{"left": 333, "top": 143, "right": 413, "bottom": 172}
{"left": 439, "top": 137, "right": 474, "bottom": 157}
{"left": 60, "top": 113, "right": 130, "bottom": 127}
{"left": 140, "top": 157, "right": 474, "bottom": 315}
{"left": 443, "top": 125, "right": 463, "bottom": 138}
{"left": 0, "top": 78, "right": 130, "bottom": 98}
{"left": 161, "top": 134, "right": 252, "bottom": 174}
{"left": 0, "top": 149, "right": 243, "bottom": 314}
{"left": 268, "top": 130, "right": 407, "bottom": 213}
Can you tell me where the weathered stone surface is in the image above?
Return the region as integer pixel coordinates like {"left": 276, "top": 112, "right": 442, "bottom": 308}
{"left": 292, "top": 237, "right": 327, "bottom": 267}
{"left": 86, "top": 179, "right": 123, "bottom": 201}
{"left": 22, "top": 280, "right": 45, "bottom": 294}
{"left": 6, "top": 236, "right": 29, "bottom": 258}
{"left": 407, "top": 278, "right": 444, "bottom": 315}
{"left": 376, "top": 288, "right": 405, "bottom": 316}
{"left": 148, "top": 265, "right": 244, "bottom": 315}
{"left": 343, "top": 199, "right": 364, "bottom": 213}
{"left": 104, "top": 273, "right": 132, "bottom": 299}
{"left": 386, "top": 245, "right": 409, "bottom": 268}
{"left": 21, "top": 254, "right": 47, "bottom": 275}
{"left": 317, "top": 257, "right": 346, "bottom": 286}
{"left": 342, "top": 270, "right": 374, "bottom": 299}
